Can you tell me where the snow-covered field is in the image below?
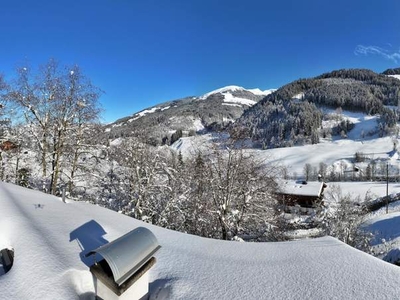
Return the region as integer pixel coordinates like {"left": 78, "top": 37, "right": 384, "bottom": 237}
{"left": 175, "top": 133, "right": 399, "bottom": 182}
{"left": 173, "top": 111, "right": 400, "bottom": 212}
{"left": 255, "top": 137, "right": 393, "bottom": 176}
{"left": 1, "top": 181, "right": 400, "bottom": 300}
{"left": 329, "top": 181, "right": 400, "bottom": 202}
{"left": 174, "top": 106, "right": 399, "bottom": 179}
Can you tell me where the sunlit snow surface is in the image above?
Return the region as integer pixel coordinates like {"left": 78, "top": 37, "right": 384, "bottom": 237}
{"left": 1, "top": 182, "right": 400, "bottom": 299}
{"left": 222, "top": 92, "right": 256, "bottom": 106}
{"left": 200, "top": 85, "right": 275, "bottom": 104}
{"left": 173, "top": 106, "right": 399, "bottom": 181}
{"left": 248, "top": 87, "right": 277, "bottom": 96}
{"left": 388, "top": 74, "right": 400, "bottom": 80}
{"left": 127, "top": 107, "right": 162, "bottom": 122}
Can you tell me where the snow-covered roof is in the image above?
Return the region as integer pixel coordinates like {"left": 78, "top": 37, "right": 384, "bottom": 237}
{"left": 278, "top": 181, "right": 325, "bottom": 197}
{"left": 1, "top": 181, "right": 400, "bottom": 299}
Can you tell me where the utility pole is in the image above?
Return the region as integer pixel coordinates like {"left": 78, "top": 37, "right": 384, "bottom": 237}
{"left": 386, "top": 162, "right": 389, "bottom": 214}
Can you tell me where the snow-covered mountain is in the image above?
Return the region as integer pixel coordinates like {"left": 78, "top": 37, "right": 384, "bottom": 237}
{"left": 199, "top": 85, "right": 275, "bottom": 101}
{"left": 2, "top": 181, "right": 400, "bottom": 300}
{"left": 103, "top": 85, "right": 276, "bottom": 145}
{"left": 232, "top": 69, "right": 400, "bottom": 148}
{"left": 104, "top": 68, "right": 400, "bottom": 150}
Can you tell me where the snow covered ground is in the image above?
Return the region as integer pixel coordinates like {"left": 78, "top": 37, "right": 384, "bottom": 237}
{"left": 363, "top": 203, "right": 400, "bottom": 265}
{"left": 1, "top": 182, "right": 400, "bottom": 299}
{"left": 327, "top": 181, "right": 400, "bottom": 202}
{"left": 174, "top": 133, "right": 398, "bottom": 179}
{"left": 173, "top": 104, "right": 399, "bottom": 179}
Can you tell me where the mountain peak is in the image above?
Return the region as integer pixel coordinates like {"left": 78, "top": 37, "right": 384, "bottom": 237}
{"left": 200, "top": 85, "right": 275, "bottom": 100}
{"left": 200, "top": 85, "right": 245, "bottom": 100}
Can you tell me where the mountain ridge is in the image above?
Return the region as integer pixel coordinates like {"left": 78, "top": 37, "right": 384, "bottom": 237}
{"left": 231, "top": 68, "right": 400, "bottom": 148}
{"left": 103, "top": 68, "right": 400, "bottom": 149}
{"left": 104, "top": 85, "right": 274, "bottom": 145}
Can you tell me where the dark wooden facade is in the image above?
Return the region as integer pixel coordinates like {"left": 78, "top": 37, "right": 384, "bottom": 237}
{"left": 276, "top": 181, "right": 327, "bottom": 208}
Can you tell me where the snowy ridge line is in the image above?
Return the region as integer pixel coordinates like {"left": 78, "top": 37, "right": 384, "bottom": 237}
{"left": 200, "top": 85, "right": 244, "bottom": 99}
{"left": 248, "top": 88, "right": 277, "bottom": 96}
{"left": 200, "top": 85, "right": 275, "bottom": 100}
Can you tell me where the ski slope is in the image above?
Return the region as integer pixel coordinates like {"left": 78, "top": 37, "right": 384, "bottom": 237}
{"left": 1, "top": 182, "right": 400, "bottom": 299}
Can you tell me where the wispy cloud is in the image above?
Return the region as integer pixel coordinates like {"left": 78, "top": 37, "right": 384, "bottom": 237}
{"left": 354, "top": 45, "right": 400, "bottom": 63}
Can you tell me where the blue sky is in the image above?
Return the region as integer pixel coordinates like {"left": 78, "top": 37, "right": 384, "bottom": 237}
{"left": 1, "top": 0, "right": 400, "bottom": 123}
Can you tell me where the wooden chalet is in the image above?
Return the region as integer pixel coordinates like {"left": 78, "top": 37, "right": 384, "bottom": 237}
{"left": 277, "top": 181, "right": 327, "bottom": 208}
{"left": 0, "top": 141, "right": 19, "bottom": 152}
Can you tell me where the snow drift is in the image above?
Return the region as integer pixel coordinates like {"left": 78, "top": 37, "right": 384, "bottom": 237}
{"left": 1, "top": 181, "right": 400, "bottom": 299}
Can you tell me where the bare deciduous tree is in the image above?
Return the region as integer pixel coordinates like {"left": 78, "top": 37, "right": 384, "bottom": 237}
{"left": 6, "top": 59, "right": 102, "bottom": 194}
{"left": 322, "top": 184, "right": 372, "bottom": 252}
{"left": 182, "top": 145, "right": 279, "bottom": 241}
{"left": 304, "top": 163, "right": 312, "bottom": 181}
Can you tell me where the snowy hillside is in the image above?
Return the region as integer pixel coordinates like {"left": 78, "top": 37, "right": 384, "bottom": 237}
{"left": 231, "top": 69, "right": 400, "bottom": 148}
{"left": 2, "top": 181, "right": 400, "bottom": 300}
{"left": 175, "top": 133, "right": 397, "bottom": 180}
{"left": 388, "top": 74, "right": 400, "bottom": 80}
{"left": 174, "top": 105, "right": 400, "bottom": 181}
{"left": 103, "top": 85, "right": 275, "bottom": 143}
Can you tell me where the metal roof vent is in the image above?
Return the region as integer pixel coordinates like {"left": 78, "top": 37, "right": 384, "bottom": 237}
{"left": 86, "top": 227, "right": 161, "bottom": 300}
{"left": 0, "top": 248, "right": 14, "bottom": 276}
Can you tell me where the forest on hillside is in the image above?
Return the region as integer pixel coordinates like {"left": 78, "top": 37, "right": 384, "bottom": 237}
{"left": 232, "top": 69, "right": 400, "bottom": 148}
{"left": 105, "top": 89, "right": 265, "bottom": 146}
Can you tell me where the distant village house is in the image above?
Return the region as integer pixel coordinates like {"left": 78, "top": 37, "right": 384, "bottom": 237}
{"left": 276, "top": 181, "right": 327, "bottom": 209}
{"left": 0, "top": 141, "right": 19, "bottom": 152}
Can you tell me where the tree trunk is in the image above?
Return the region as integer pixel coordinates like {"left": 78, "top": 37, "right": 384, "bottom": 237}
{"left": 50, "top": 129, "right": 64, "bottom": 195}
{"left": 219, "top": 214, "right": 228, "bottom": 240}
{"left": 68, "top": 148, "right": 79, "bottom": 194}
{"left": 41, "top": 134, "right": 47, "bottom": 177}
{"left": 68, "top": 125, "right": 83, "bottom": 194}
{"left": 0, "top": 151, "right": 3, "bottom": 180}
